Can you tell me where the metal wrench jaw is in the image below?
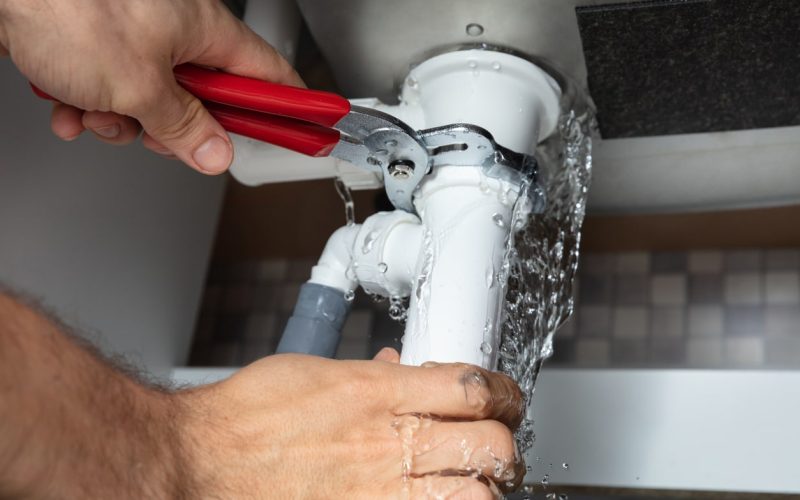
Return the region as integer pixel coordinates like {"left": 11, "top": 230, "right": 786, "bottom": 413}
{"left": 330, "top": 106, "right": 430, "bottom": 213}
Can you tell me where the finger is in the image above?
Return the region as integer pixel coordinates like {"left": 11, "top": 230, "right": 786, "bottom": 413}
{"left": 408, "top": 475, "right": 499, "bottom": 500}
{"left": 190, "top": 3, "right": 304, "bottom": 87}
{"left": 410, "top": 419, "right": 524, "bottom": 489}
{"left": 82, "top": 110, "right": 142, "bottom": 145}
{"left": 141, "top": 132, "right": 171, "bottom": 154}
{"left": 373, "top": 347, "right": 401, "bottom": 363}
{"left": 130, "top": 74, "right": 232, "bottom": 174}
{"left": 141, "top": 132, "right": 179, "bottom": 160}
{"left": 50, "top": 103, "right": 85, "bottom": 141}
{"left": 393, "top": 364, "right": 524, "bottom": 430}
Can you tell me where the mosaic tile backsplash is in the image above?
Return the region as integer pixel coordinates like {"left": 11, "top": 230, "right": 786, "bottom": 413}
{"left": 189, "top": 249, "right": 800, "bottom": 369}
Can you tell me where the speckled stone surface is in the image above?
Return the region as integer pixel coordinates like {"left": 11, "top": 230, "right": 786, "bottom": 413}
{"left": 576, "top": 0, "right": 800, "bottom": 138}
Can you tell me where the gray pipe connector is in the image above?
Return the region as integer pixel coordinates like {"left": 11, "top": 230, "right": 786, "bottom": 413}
{"left": 276, "top": 282, "right": 351, "bottom": 358}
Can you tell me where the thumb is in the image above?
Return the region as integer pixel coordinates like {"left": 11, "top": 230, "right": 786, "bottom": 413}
{"left": 373, "top": 347, "right": 401, "bottom": 363}
{"left": 133, "top": 75, "right": 232, "bottom": 174}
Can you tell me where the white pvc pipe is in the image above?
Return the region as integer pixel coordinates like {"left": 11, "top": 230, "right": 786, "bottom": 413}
{"left": 395, "top": 51, "right": 560, "bottom": 367}
{"left": 400, "top": 167, "right": 519, "bottom": 367}
{"left": 401, "top": 50, "right": 562, "bottom": 154}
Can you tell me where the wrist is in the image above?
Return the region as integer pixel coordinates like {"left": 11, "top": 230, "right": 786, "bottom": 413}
{"left": 171, "top": 386, "right": 234, "bottom": 498}
{"left": 165, "top": 389, "right": 202, "bottom": 498}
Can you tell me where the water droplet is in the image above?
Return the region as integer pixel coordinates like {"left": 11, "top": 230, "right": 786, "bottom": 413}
{"left": 362, "top": 231, "right": 378, "bottom": 254}
{"left": 545, "top": 494, "right": 557, "bottom": 500}
{"left": 541, "top": 473, "right": 550, "bottom": 486}
{"left": 465, "top": 23, "right": 484, "bottom": 36}
{"left": 491, "top": 61, "right": 502, "bottom": 71}
{"left": 485, "top": 267, "right": 495, "bottom": 288}
{"left": 480, "top": 341, "right": 492, "bottom": 354}
{"left": 492, "top": 213, "right": 505, "bottom": 228}
{"left": 388, "top": 296, "right": 408, "bottom": 322}
{"left": 378, "top": 262, "right": 388, "bottom": 273}
{"left": 385, "top": 139, "right": 397, "bottom": 147}
{"left": 405, "top": 76, "right": 418, "bottom": 89}
{"left": 559, "top": 495, "right": 569, "bottom": 500}
{"left": 344, "top": 290, "right": 355, "bottom": 302}
{"left": 561, "top": 462, "right": 569, "bottom": 470}
{"left": 467, "top": 59, "right": 478, "bottom": 69}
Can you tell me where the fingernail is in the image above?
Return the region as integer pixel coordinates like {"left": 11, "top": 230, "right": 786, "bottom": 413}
{"left": 463, "top": 371, "right": 489, "bottom": 408}
{"left": 93, "top": 124, "right": 120, "bottom": 139}
{"left": 193, "top": 135, "right": 231, "bottom": 173}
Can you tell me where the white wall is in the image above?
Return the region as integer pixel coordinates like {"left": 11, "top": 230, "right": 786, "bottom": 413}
{"left": 528, "top": 369, "right": 800, "bottom": 494}
{"left": 0, "top": 58, "right": 226, "bottom": 375}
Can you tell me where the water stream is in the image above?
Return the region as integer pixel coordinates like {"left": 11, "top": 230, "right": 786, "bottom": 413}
{"left": 498, "top": 106, "right": 596, "bottom": 452}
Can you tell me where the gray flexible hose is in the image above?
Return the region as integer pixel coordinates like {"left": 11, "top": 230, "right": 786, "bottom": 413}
{"left": 276, "top": 282, "right": 351, "bottom": 358}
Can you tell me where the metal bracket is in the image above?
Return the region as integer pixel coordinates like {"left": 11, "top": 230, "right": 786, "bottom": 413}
{"left": 331, "top": 108, "right": 539, "bottom": 214}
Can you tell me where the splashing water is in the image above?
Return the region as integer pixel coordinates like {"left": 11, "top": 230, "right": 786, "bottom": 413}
{"left": 497, "top": 106, "right": 596, "bottom": 452}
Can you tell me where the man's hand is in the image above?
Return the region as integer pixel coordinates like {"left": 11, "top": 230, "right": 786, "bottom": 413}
{"left": 179, "top": 351, "right": 525, "bottom": 498}
{"left": 0, "top": 0, "right": 302, "bottom": 174}
{"left": 0, "top": 292, "right": 525, "bottom": 499}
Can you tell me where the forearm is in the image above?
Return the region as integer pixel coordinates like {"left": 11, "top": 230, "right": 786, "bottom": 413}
{"left": 0, "top": 292, "right": 189, "bottom": 498}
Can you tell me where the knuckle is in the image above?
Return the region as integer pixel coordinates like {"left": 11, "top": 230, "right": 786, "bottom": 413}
{"left": 483, "top": 420, "right": 515, "bottom": 458}
{"left": 110, "top": 77, "right": 159, "bottom": 116}
{"left": 148, "top": 96, "right": 206, "bottom": 143}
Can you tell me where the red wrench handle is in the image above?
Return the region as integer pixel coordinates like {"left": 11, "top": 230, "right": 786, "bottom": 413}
{"left": 173, "top": 64, "right": 351, "bottom": 127}
{"left": 203, "top": 101, "right": 340, "bottom": 157}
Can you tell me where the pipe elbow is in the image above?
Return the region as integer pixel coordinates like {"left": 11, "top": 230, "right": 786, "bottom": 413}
{"left": 352, "top": 211, "right": 423, "bottom": 298}
{"left": 309, "top": 224, "right": 361, "bottom": 292}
